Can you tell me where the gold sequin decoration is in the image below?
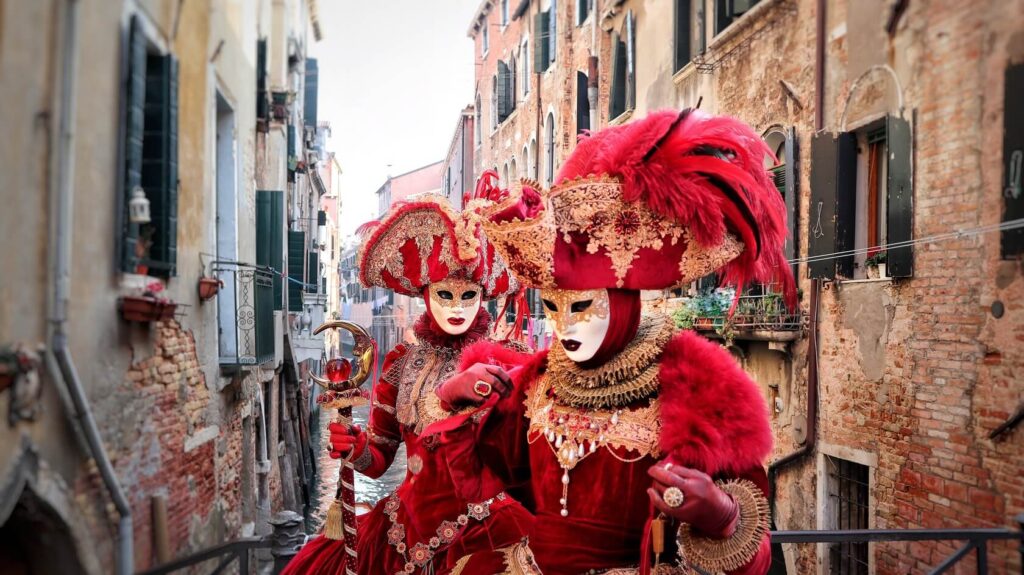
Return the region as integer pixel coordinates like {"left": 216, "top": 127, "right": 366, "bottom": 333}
{"left": 677, "top": 479, "right": 771, "bottom": 573}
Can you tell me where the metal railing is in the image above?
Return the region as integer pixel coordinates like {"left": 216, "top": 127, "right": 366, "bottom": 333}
{"left": 137, "top": 537, "right": 269, "bottom": 575}
{"left": 212, "top": 261, "right": 275, "bottom": 367}
{"left": 728, "top": 292, "right": 804, "bottom": 331}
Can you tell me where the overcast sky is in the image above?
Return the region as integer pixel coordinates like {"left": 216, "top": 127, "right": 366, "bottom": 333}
{"left": 310, "top": 0, "right": 481, "bottom": 236}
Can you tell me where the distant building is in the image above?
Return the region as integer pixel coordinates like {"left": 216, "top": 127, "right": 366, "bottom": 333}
{"left": 441, "top": 106, "right": 477, "bottom": 210}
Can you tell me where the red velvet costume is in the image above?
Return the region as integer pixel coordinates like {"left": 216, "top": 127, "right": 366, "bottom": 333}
{"left": 282, "top": 198, "right": 541, "bottom": 575}
{"left": 424, "top": 110, "right": 794, "bottom": 575}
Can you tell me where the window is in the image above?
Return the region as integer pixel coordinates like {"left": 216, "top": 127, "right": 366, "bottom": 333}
{"left": 826, "top": 456, "right": 869, "bottom": 575}
{"left": 609, "top": 11, "right": 636, "bottom": 121}
{"left": 535, "top": 10, "right": 551, "bottom": 73}
{"left": 475, "top": 93, "right": 482, "bottom": 145}
{"left": 509, "top": 55, "right": 518, "bottom": 107}
{"left": 501, "top": 0, "right": 509, "bottom": 26}
{"left": 482, "top": 21, "right": 490, "bottom": 55}
{"left": 715, "top": 0, "right": 760, "bottom": 36}
{"left": 576, "top": 71, "right": 590, "bottom": 134}
{"left": 529, "top": 137, "right": 538, "bottom": 180}
{"left": 120, "top": 16, "right": 179, "bottom": 277}
{"left": 545, "top": 112, "right": 555, "bottom": 186}
{"left": 764, "top": 127, "right": 798, "bottom": 278}
{"left": 521, "top": 39, "right": 531, "bottom": 96}
{"left": 576, "top": 0, "right": 590, "bottom": 25}
{"left": 496, "top": 61, "right": 514, "bottom": 125}
{"left": 809, "top": 116, "right": 913, "bottom": 279}
{"left": 510, "top": 157, "right": 518, "bottom": 182}
{"left": 674, "top": 0, "right": 705, "bottom": 72}
{"left": 522, "top": 145, "right": 529, "bottom": 178}
{"left": 549, "top": 0, "right": 558, "bottom": 64}
{"left": 1002, "top": 63, "right": 1024, "bottom": 257}
{"left": 491, "top": 76, "right": 499, "bottom": 131}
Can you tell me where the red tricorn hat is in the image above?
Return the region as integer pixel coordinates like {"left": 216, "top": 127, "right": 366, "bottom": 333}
{"left": 479, "top": 109, "right": 795, "bottom": 306}
{"left": 357, "top": 195, "right": 517, "bottom": 300}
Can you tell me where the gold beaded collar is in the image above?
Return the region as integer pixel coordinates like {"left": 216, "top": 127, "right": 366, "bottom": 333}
{"left": 546, "top": 315, "right": 674, "bottom": 409}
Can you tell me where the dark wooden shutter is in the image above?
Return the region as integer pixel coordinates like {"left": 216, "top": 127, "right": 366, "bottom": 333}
{"left": 548, "top": 0, "right": 557, "bottom": 64}
{"left": 535, "top": 11, "right": 550, "bottom": 72}
{"left": 307, "top": 251, "right": 319, "bottom": 293}
{"left": 809, "top": 132, "right": 856, "bottom": 279}
{"left": 257, "top": 191, "right": 285, "bottom": 309}
{"left": 626, "top": 11, "right": 636, "bottom": 111}
{"left": 576, "top": 71, "right": 590, "bottom": 134}
{"left": 256, "top": 39, "right": 268, "bottom": 121}
{"left": 674, "top": 0, "right": 691, "bottom": 72}
{"left": 1002, "top": 63, "right": 1024, "bottom": 258}
{"left": 288, "top": 230, "right": 305, "bottom": 311}
{"left": 121, "top": 16, "right": 147, "bottom": 272}
{"left": 609, "top": 36, "right": 626, "bottom": 119}
{"left": 304, "top": 58, "right": 318, "bottom": 127}
{"left": 497, "top": 61, "right": 510, "bottom": 121}
{"left": 317, "top": 209, "right": 327, "bottom": 226}
{"left": 142, "top": 53, "right": 179, "bottom": 277}
{"left": 783, "top": 127, "right": 799, "bottom": 279}
{"left": 886, "top": 115, "right": 913, "bottom": 277}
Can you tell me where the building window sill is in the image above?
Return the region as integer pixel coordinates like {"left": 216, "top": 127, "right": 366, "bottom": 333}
{"left": 707, "top": 0, "right": 784, "bottom": 53}
{"left": 839, "top": 277, "right": 892, "bottom": 285}
{"left": 607, "top": 108, "right": 634, "bottom": 126}
{"left": 672, "top": 61, "right": 698, "bottom": 86}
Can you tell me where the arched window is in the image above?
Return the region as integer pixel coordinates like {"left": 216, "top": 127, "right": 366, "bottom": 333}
{"left": 529, "top": 138, "right": 538, "bottom": 180}
{"left": 521, "top": 145, "right": 529, "bottom": 177}
{"left": 474, "top": 93, "right": 482, "bottom": 145}
{"left": 521, "top": 38, "right": 531, "bottom": 97}
{"left": 510, "top": 157, "right": 518, "bottom": 182}
{"left": 545, "top": 112, "right": 555, "bottom": 186}
{"left": 502, "top": 163, "right": 510, "bottom": 187}
{"left": 491, "top": 76, "right": 498, "bottom": 131}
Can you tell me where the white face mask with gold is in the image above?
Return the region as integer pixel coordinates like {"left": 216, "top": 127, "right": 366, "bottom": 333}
{"left": 540, "top": 289, "right": 611, "bottom": 363}
{"left": 427, "top": 279, "right": 483, "bottom": 336}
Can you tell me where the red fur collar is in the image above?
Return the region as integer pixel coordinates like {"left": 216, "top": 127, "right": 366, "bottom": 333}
{"left": 413, "top": 309, "right": 492, "bottom": 351}
{"left": 657, "top": 330, "right": 772, "bottom": 476}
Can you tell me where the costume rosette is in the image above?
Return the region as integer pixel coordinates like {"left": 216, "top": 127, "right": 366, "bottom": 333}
{"left": 424, "top": 109, "right": 795, "bottom": 575}
{"left": 283, "top": 196, "right": 541, "bottom": 575}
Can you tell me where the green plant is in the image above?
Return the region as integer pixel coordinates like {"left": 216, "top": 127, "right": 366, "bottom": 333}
{"left": 672, "top": 305, "right": 697, "bottom": 330}
{"left": 864, "top": 251, "right": 887, "bottom": 267}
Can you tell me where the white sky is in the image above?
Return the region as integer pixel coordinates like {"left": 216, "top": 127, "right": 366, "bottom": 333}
{"left": 310, "top": 0, "right": 481, "bottom": 237}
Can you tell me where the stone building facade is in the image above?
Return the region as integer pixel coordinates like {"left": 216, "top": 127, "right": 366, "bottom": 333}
{"left": 0, "top": 0, "right": 332, "bottom": 572}
{"left": 470, "top": 0, "right": 1024, "bottom": 573}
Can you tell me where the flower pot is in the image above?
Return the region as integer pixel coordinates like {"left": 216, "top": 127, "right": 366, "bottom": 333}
{"left": 877, "top": 263, "right": 887, "bottom": 278}
{"left": 866, "top": 265, "right": 879, "bottom": 280}
{"left": 120, "top": 296, "right": 177, "bottom": 322}
{"left": 198, "top": 277, "right": 223, "bottom": 302}
{"left": 694, "top": 317, "right": 715, "bottom": 330}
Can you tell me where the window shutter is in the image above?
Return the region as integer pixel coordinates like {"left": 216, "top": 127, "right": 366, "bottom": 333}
{"left": 578, "top": 0, "right": 590, "bottom": 23}
{"left": 307, "top": 251, "right": 319, "bottom": 293}
{"left": 143, "top": 53, "right": 179, "bottom": 277}
{"left": 288, "top": 230, "right": 305, "bottom": 311}
{"left": 626, "top": 11, "right": 636, "bottom": 111}
{"left": 548, "top": 0, "right": 557, "bottom": 63}
{"left": 317, "top": 209, "right": 327, "bottom": 226}
{"left": 576, "top": 71, "right": 590, "bottom": 134}
{"left": 783, "top": 127, "right": 799, "bottom": 279}
{"left": 304, "top": 58, "right": 318, "bottom": 127}
{"left": 256, "top": 39, "right": 268, "bottom": 121}
{"left": 609, "top": 36, "right": 627, "bottom": 119}
{"left": 886, "top": 115, "right": 913, "bottom": 277}
{"left": 257, "top": 190, "right": 285, "bottom": 309}
{"left": 1001, "top": 63, "right": 1024, "bottom": 257}
{"left": 809, "top": 132, "right": 856, "bottom": 279}
{"left": 535, "top": 11, "right": 550, "bottom": 72}
{"left": 674, "top": 0, "right": 691, "bottom": 72}
{"left": 497, "top": 60, "right": 510, "bottom": 121}
{"left": 121, "top": 16, "right": 147, "bottom": 273}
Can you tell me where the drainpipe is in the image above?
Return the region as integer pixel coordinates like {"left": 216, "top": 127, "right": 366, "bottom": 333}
{"left": 46, "top": 1, "right": 134, "bottom": 573}
{"left": 767, "top": 278, "right": 820, "bottom": 521}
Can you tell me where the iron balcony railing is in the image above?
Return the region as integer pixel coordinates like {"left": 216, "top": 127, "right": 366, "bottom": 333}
{"left": 212, "top": 261, "right": 275, "bottom": 368}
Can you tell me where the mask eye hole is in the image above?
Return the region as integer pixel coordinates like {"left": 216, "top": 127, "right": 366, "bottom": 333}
{"left": 437, "top": 290, "right": 454, "bottom": 300}
{"left": 461, "top": 290, "right": 478, "bottom": 301}
{"left": 570, "top": 300, "right": 593, "bottom": 313}
{"left": 542, "top": 299, "right": 558, "bottom": 312}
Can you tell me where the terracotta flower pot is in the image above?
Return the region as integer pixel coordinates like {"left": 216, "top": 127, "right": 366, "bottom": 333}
{"left": 198, "top": 277, "right": 223, "bottom": 302}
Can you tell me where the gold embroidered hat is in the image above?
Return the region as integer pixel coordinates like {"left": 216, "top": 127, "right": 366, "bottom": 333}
{"left": 478, "top": 109, "right": 795, "bottom": 301}
{"left": 357, "top": 195, "right": 517, "bottom": 299}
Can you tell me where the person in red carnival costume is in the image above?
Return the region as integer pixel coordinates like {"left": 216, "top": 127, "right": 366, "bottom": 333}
{"left": 424, "top": 109, "right": 796, "bottom": 575}
{"left": 282, "top": 195, "right": 542, "bottom": 575}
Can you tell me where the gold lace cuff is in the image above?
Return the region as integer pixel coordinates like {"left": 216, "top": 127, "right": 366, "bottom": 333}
{"left": 677, "top": 479, "right": 770, "bottom": 573}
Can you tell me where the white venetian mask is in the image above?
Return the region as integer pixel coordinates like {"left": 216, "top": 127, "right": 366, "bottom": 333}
{"left": 540, "top": 289, "right": 611, "bottom": 363}
{"left": 427, "top": 278, "right": 483, "bottom": 336}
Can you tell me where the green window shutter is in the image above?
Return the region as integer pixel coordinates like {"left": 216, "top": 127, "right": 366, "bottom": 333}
{"left": 121, "top": 16, "right": 147, "bottom": 273}
{"left": 142, "top": 53, "right": 179, "bottom": 277}
{"left": 1002, "top": 63, "right": 1024, "bottom": 257}
{"left": 577, "top": 0, "right": 589, "bottom": 23}
{"left": 609, "top": 36, "right": 627, "bottom": 119}
{"left": 304, "top": 58, "right": 318, "bottom": 127}
{"left": 674, "top": 0, "right": 692, "bottom": 72}
{"left": 287, "top": 230, "right": 305, "bottom": 311}
{"left": 497, "top": 61, "right": 510, "bottom": 121}
{"left": 576, "top": 71, "right": 590, "bottom": 134}
{"left": 886, "top": 115, "right": 913, "bottom": 277}
{"left": 808, "top": 132, "right": 856, "bottom": 279}
{"left": 535, "top": 11, "right": 550, "bottom": 73}
{"left": 257, "top": 190, "right": 285, "bottom": 309}
{"left": 783, "top": 127, "right": 799, "bottom": 279}
{"left": 307, "top": 251, "right": 319, "bottom": 294}
{"left": 256, "top": 39, "right": 268, "bottom": 121}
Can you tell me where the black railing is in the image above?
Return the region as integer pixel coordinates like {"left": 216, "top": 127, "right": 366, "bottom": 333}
{"left": 137, "top": 536, "right": 269, "bottom": 575}
{"left": 212, "top": 261, "right": 275, "bottom": 367}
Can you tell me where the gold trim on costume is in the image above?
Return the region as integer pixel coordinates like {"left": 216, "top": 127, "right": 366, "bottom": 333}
{"left": 677, "top": 479, "right": 771, "bottom": 573}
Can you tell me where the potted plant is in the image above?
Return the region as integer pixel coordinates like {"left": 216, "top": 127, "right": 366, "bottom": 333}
{"left": 865, "top": 251, "right": 887, "bottom": 279}
{"left": 672, "top": 303, "right": 697, "bottom": 330}
{"left": 198, "top": 276, "right": 223, "bottom": 301}
{"left": 119, "top": 281, "right": 178, "bottom": 322}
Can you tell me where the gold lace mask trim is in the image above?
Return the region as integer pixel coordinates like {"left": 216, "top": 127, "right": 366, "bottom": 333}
{"left": 427, "top": 278, "right": 483, "bottom": 310}
{"left": 539, "top": 288, "right": 610, "bottom": 333}
{"left": 545, "top": 315, "right": 674, "bottom": 409}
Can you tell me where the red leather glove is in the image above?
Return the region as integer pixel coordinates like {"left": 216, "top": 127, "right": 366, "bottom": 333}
{"left": 436, "top": 363, "right": 513, "bottom": 410}
{"left": 328, "top": 423, "right": 368, "bottom": 460}
{"left": 647, "top": 459, "right": 739, "bottom": 538}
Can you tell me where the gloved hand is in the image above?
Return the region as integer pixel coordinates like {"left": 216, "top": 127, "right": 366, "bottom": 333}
{"left": 647, "top": 459, "right": 739, "bottom": 538}
{"left": 436, "top": 363, "right": 513, "bottom": 409}
{"left": 328, "top": 423, "right": 368, "bottom": 460}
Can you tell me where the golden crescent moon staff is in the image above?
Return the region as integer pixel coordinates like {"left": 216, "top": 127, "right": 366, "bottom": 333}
{"left": 309, "top": 320, "right": 375, "bottom": 573}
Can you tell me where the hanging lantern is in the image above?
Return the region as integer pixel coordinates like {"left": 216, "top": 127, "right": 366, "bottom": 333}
{"left": 128, "top": 186, "right": 151, "bottom": 224}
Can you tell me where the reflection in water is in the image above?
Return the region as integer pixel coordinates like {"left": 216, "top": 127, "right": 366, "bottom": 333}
{"left": 351, "top": 404, "right": 407, "bottom": 506}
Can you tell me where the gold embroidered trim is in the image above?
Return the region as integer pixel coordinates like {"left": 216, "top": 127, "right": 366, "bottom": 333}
{"left": 678, "top": 229, "right": 744, "bottom": 283}
{"left": 501, "top": 540, "right": 543, "bottom": 575}
{"left": 390, "top": 343, "right": 462, "bottom": 435}
{"left": 546, "top": 315, "right": 674, "bottom": 409}
{"left": 597, "top": 566, "right": 689, "bottom": 574}
{"left": 369, "top": 432, "right": 400, "bottom": 448}
{"left": 479, "top": 183, "right": 558, "bottom": 288}
{"left": 677, "top": 479, "right": 770, "bottom": 573}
